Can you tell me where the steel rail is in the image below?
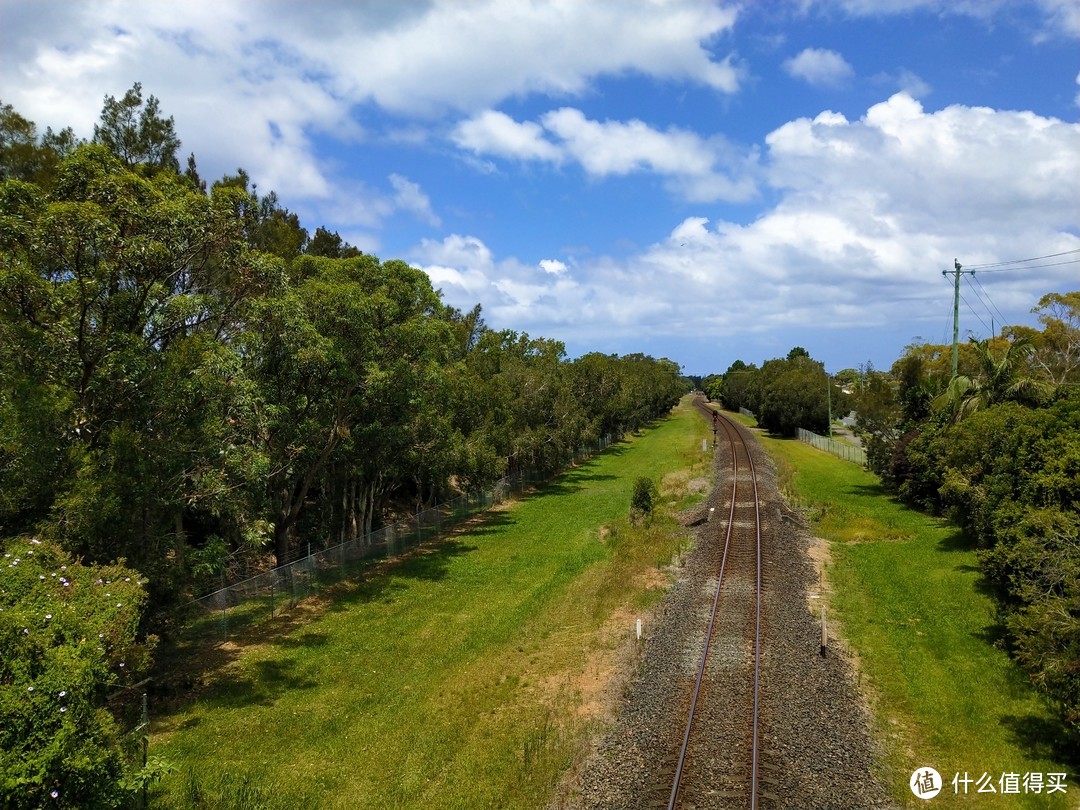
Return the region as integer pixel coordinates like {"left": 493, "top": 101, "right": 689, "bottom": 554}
{"left": 669, "top": 402, "right": 763, "bottom": 810}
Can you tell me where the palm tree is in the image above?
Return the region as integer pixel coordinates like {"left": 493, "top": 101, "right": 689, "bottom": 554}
{"left": 936, "top": 335, "right": 1056, "bottom": 421}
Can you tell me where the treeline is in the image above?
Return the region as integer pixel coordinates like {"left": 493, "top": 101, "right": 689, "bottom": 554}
{"left": 703, "top": 346, "right": 848, "bottom": 437}
{"left": 849, "top": 304, "right": 1080, "bottom": 741}
{"left": 0, "top": 87, "right": 685, "bottom": 806}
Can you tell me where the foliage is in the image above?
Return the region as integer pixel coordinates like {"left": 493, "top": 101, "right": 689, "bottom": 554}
{"left": 718, "top": 362, "right": 756, "bottom": 412}
{"left": 934, "top": 335, "right": 1054, "bottom": 420}
{"left": 93, "top": 83, "right": 180, "bottom": 174}
{"left": 630, "top": 476, "right": 656, "bottom": 518}
{"left": 851, "top": 364, "right": 903, "bottom": 478}
{"left": 893, "top": 388, "right": 1080, "bottom": 737}
{"left": 701, "top": 373, "right": 723, "bottom": 402}
{"left": 0, "top": 94, "right": 685, "bottom": 591}
{"left": 0, "top": 537, "right": 152, "bottom": 808}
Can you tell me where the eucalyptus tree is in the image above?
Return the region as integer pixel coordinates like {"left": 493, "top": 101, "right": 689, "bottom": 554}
{"left": 242, "top": 255, "right": 457, "bottom": 562}
{"left": 0, "top": 101, "right": 78, "bottom": 187}
{"left": 0, "top": 143, "right": 278, "bottom": 587}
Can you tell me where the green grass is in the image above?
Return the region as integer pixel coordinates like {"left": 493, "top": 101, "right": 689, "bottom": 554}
{"left": 150, "top": 398, "right": 711, "bottom": 809}
{"left": 758, "top": 430, "right": 1075, "bottom": 809}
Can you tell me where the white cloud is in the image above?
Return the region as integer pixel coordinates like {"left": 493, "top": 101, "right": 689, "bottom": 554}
{"left": 412, "top": 234, "right": 584, "bottom": 325}
{"left": 817, "top": 0, "right": 1080, "bottom": 40}
{"left": 783, "top": 48, "right": 855, "bottom": 88}
{"left": 1037, "top": 0, "right": 1080, "bottom": 38}
{"left": 539, "top": 259, "right": 568, "bottom": 276}
{"left": 452, "top": 111, "right": 563, "bottom": 163}
{"left": 389, "top": 174, "right": 441, "bottom": 227}
{"left": 452, "top": 107, "right": 760, "bottom": 203}
{"left": 413, "top": 94, "right": 1080, "bottom": 353}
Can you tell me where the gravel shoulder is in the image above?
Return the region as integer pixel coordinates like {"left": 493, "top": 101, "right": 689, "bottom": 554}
{"left": 552, "top": 420, "right": 898, "bottom": 810}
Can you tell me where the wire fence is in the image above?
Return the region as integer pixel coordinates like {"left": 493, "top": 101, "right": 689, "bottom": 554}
{"left": 173, "top": 434, "right": 618, "bottom": 650}
{"left": 797, "top": 428, "right": 867, "bottom": 466}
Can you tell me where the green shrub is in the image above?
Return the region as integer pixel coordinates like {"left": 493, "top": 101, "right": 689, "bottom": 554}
{"left": 630, "top": 476, "right": 656, "bottom": 518}
{"left": 0, "top": 537, "right": 153, "bottom": 808}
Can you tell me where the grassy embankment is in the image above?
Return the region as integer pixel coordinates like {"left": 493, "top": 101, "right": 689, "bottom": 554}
{"left": 150, "top": 397, "right": 710, "bottom": 809}
{"left": 736, "top": 412, "right": 1075, "bottom": 809}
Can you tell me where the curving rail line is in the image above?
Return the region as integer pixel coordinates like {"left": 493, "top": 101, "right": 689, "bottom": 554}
{"left": 668, "top": 398, "right": 764, "bottom": 810}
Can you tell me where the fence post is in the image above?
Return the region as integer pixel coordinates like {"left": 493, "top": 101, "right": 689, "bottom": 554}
{"left": 220, "top": 574, "right": 227, "bottom": 643}
{"left": 140, "top": 691, "right": 149, "bottom": 809}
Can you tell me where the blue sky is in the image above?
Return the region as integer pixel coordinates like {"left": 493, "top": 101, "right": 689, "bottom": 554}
{"left": 2, "top": 1, "right": 1078, "bottom": 375}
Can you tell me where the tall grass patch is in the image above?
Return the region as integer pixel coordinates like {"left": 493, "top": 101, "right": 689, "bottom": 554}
{"left": 150, "top": 399, "right": 710, "bottom": 809}
{"left": 762, "top": 435, "right": 1074, "bottom": 808}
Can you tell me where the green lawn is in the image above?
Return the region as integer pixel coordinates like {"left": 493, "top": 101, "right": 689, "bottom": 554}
{"left": 760, "top": 432, "right": 1075, "bottom": 809}
{"left": 150, "top": 398, "right": 710, "bottom": 809}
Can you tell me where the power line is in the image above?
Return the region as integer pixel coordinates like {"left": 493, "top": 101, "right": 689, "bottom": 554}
{"left": 971, "top": 274, "right": 1008, "bottom": 334}
{"left": 959, "top": 290, "right": 993, "bottom": 335}
{"left": 973, "top": 257, "right": 1080, "bottom": 273}
{"left": 965, "top": 248, "right": 1080, "bottom": 270}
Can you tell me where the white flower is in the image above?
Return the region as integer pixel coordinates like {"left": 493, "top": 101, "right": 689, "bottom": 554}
{"left": 59, "top": 690, "right": 66, "bottom": 697}
{"left": 60, "top": 707, "right": 66, "bottom": 713}
{"left": 27, "top": 686, "right": 34, "bottom": 692}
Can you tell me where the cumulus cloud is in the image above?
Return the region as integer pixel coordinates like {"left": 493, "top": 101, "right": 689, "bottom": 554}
{"left": 452, "top": 107, "right": 759, "bottom": 203}
{"left": 452, "top": 111, "right": 564, "bottom": 163}
{"left": 783, "top": 48, "right": 855, "bottom": 87}
{"left": 415, "top": 94, "right": 1080, "bottom": 352}
{"left": 413, "top": 234, "right": 582, "bottom": 325}
{"left": 539, "top": 259, "right": 568, "bottom": 276}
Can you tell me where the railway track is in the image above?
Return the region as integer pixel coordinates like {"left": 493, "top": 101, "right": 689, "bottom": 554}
{"left": 665, "top": 398, "right": 766, "bottom": 810}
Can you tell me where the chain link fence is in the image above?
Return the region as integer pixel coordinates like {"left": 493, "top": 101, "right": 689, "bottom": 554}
{"left": 797, "top": 427, "right": 867, "bottom": 466}
{"left": 174, "top": 434, "right": 617, "bottom": 650}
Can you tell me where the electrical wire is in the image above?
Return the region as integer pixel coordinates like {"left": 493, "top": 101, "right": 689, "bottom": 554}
{"left": 971, "top": 274, "right": 1008, "bottom": 333}
{"left": 964, "top": 248, "right": 1080, "bottom": 270}
{"left": 974, "top": 257, "right": 1080, "bottom": 273}
{"left": 959, "top": 290, "right": 993, "bottom": 336}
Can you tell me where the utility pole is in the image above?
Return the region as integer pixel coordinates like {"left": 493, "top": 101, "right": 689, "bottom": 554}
{"left": 943, "top": 259, "right": 975, "bottom": 378}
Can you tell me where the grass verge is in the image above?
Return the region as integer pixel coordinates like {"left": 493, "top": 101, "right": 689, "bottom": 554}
{"left": 149, "top": 398, "right": 711, "bottom": 809}
{"left": 756, "top": 427, "right": 1075, "bottom": 809}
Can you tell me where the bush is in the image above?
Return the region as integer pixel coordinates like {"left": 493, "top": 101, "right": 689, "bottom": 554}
{"left": 0, "top": 537, "right": 153, "bottom": 808}
{"left": 630, "top": 477, "right": 657, "bottom": 520}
